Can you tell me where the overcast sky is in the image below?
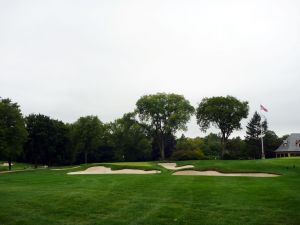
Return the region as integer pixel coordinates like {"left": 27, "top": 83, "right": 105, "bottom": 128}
{"left": 1, "top": 0, "right": 299, "bottom": 138}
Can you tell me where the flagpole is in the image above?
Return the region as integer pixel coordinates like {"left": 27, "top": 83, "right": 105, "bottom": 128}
{"left": 259, "top": 104, "right": 268, "bottom": 160}
{"left": 260, "top": 118, "right": 265, "bottom": 159}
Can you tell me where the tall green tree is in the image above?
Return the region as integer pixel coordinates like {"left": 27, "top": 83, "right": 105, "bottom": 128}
{"left": 109, "top": 113, "right": 152, "bottom": 161}
{"left": 0, "top": 98, "right": 27, "bottom": 170}
{"left": 47, "top": 119, "right": 70, "bottom": 165}
{"left": 70, "top": 116, "right": 103, "bottom": 164}
{"left": 136, "top": 93, "right": 194, "bottom": 160}
{"left": 25, "top": 114, "right": 69, "bottom": 167}
{"left": 151, "top": 132, "right": 176, "bottom": 160}
{"left": 202, "top": 133, "right": 222, "bottom": 159}
{"left": 264, "top": 130, "right": 281, "bottom": 158}
{"left": 25, "top": 114, "right": 53, "bottom": 167}
{"left": 245, "top": 111, "right": 268, "bottom": 159}
{"left": 226, "top": 137, "right": 248, "bottom": 159}
{"left": 196, "top": 96, "right": 249, "bottom": 158}
{"left": 245, "top": 111, "right": 268, "bottom": 141}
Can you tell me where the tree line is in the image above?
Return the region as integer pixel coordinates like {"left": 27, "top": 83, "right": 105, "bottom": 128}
{"left": 0, "top": 93, "right": 286, "bottom": 170}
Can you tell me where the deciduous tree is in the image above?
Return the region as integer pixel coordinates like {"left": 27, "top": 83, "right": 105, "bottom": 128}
{"left": 25, "top": 114, "right": 69, "bottom": 167}
{"left": 136, "top": 93, "right": 194, "bottom": 160}
{"left": 70, "top": 116, "right": 103, "bottom": 164}
{"left": 109, "top": 113, "right": 152, "bottom": 161}
{"left": 0, "top": 98, "right": 27, "bottom": 170}
{"left": 196, "top": 96, "right": 249, "bottom": 158}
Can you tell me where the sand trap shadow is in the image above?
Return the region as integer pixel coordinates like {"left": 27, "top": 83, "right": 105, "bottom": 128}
{"left": 2, "top": 163, "right": 14, "bottom": 166}
{"left": 67, "top": 166, "right": 161, "bottom": 175}
{"left": 173, "top": 170, "right": 280, "bottom": 177}
{"left": 158, "top": 163, "right": 194, "bottom": 170}
{"left": 51, "top": 166, "right": 80, "bottom": 171}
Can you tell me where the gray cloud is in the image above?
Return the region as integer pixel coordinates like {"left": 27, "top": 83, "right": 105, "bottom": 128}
{"left": 1, "top": 0, "right": 299, "bottom": 138}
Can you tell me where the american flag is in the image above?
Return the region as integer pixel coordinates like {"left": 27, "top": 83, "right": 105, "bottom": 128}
{"left": 260, "top": 104, "right": 268, "bottom": 112}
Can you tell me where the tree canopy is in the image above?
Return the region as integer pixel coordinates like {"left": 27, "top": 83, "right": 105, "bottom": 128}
{"left": 70, "top": 116, "right": 104, "bottom": 164}
{"left": 109, "top": 113, "right": 152, "bottom": 161}
{"left": 0, "top": 98, "right": 27, "bottom": 170}
{"left": 136, "top": 93, "right": 194, "bottom": 160}
{"left": 245, "top": 111, "right": 268, "bottom": 141}
{"left": 196, "top": 96, "right": 249, "bottom": 157}
{"left": 0, "top": 94, "right": 287, "bottom": 165}
{"left": 25, "top": 114, "right": 70, "bottom": 167}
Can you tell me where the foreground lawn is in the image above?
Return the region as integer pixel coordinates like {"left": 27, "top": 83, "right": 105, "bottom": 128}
{"left": 0, "top": 158, "right": 300, "bottom": 225}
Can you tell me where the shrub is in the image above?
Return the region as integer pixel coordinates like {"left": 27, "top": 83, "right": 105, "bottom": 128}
{"left": 172, "top": 149, "right": 205, "bottom": 161}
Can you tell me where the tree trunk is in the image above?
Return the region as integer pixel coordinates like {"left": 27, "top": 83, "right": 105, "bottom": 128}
{"left": 8, "top": 159, "right": 12, "bottom": 171}
{"left": 221, "top": 135, "right": 227, "bottom": 159}
{"left": 160, "top": 137, "right": 165, "bottom": 160}
{"left": 157, "top": 132, "right": 165, "bottom": 161}
{"left": 34, "top": 158, "right": 38, "bottom": 169}
{"left": 221, "top": 141, "right": 226, "bottom": 159}
{"left": 85, "top": 151, "right": 88, "bottom": 164}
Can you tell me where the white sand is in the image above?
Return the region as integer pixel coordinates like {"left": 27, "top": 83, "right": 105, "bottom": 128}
{"left": 158, "top": 163, "right": 194, "bottom": 170}
{"left": 67, "top": 166, "right": 161, "bottom": 175}
{"left": 173, "top": 170, "right": 280, "bottom": 177}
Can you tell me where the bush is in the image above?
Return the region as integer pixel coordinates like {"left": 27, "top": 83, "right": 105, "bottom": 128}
{"left": 222, "top": 152, "right": 235, "bottom": 160}
{"left": 171, "top": 149, "right": 205, "bottom": 161}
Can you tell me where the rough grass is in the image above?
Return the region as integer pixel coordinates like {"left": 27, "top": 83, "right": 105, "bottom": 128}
{"left": 0, "top": 158, "right": 300, "bottom": 225}
{"left": 0, "top": 161, "right": 35, "bottom": 172}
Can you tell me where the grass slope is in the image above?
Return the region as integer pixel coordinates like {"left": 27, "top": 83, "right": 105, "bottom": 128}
{"left": 0, "top": 158, "right": 300, "bottom": 225}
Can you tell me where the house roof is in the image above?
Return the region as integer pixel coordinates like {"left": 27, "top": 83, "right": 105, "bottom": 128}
{"left": 275, "top": 133, "right": 300, "bottom": 152}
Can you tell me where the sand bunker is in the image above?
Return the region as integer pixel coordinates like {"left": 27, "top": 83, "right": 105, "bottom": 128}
{"left": 173, "top": 170, "right": 280, "bottom": 177}
{"left": 158, "top": 163, "right": 194, "bottom": 170}
{"left": 67, "top": 166, "right": 161, "bottom": 175}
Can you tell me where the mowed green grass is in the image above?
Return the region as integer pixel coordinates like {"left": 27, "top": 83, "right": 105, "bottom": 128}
{"left": 0, "top": 158, "right": 300, "bottom": 225}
